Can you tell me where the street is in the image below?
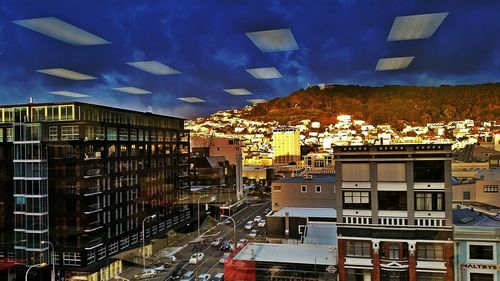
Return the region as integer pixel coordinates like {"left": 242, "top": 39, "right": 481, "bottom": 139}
{"left": 119, "top": 199, "right": 271, "bottom": 280}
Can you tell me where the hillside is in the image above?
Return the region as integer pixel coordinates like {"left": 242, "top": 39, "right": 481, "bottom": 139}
{"left": 243, "top": 83, "right": 500, "bottom": 128}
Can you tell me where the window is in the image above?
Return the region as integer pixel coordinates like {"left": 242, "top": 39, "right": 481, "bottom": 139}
{"left": 342, "top": 163, "right": 370, "bottom": 181}
{"left": 48, "top": 126, "right": 58, "bottom": 141}
{"left": 469, "top": 245, "right": 493, "bottom": 260}
{"left": 414, "top": 160, "right": 444, "bottom": 182}
{"left": 63, "top": 252, "right": 81, "bottom": 266}
{"left": 273, "top": 186, "right": 281, "bottom": 192}
{"left": 315, "top": 185, "right": 321, "bottom": 193}
{"left": 415, "top": 192, "right": 444, "bottom": 211}
{"left": 347, "top": 269, "right": 370, "bottom": 281}
{"left": 388, "top": 243, "right": 399, "bottom": 260}
{"left": 61, "top": 125, "right": 79, "bottom": 140}
{"left": 377, "top": 163, "right": 406, "bottom": 181}
{"left": 301, "top": 185, "right": 307, "bottom": 193}
{"left": 298, "top": 225, "right": 305, "bottom": 234}
{"left": 378, "top": 191, "right": 407, "bottom": 210}
{"left": 119, "top": 128, "right": 129, "bottom": 141}
{"left": 417, "top": 243, "right": 443, "bottom": 261}
{"left": 343, "top": 191, "right": 370, "bottom": 209}
{"left": 381, "top": 270, "right": 408, "bottom": 281}
{"left": 463, "top": 191, "right": 471, "bottom": 200}
{"left": 346, "top": 241, "right": 371, "bottom": 257}
{"left": 418, "top": 272, "right": 445, "bottom": 281}
{"left": 107, "top": 127, "right": 117, "bottom": 141}
{"left": 483, "top": 185, "right": 498, "bottom": 193}
{"left": 470, "top": 273, "right": 494, "bottom": 281}
{"left": 380, "top": 242, "right": 407, "bottom": 260}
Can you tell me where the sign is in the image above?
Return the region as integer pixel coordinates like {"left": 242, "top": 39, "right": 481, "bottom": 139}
{"left": 326, "top": 265, "right": 337, "bottom": 274}
{"left": 462, "top": 263, "right": 500, "bottom": 270}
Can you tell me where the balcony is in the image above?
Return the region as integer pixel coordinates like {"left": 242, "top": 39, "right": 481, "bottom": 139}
{"left": 85, "top": 220, "right": 103, "bottom": 233}
{"left": 84, "top": 152, "right": 102, "bottom": 161}
{"left": 83, "top": 186, "right": 102, "bottom": 196}
{"left": 84, "top": 237, "right": 103, "bottom": 250}
{"left": 84, "top": 203, "right": 102, "bottom": 214}
{"left": 83, "top": 169, "right": 101, "bottom": 179}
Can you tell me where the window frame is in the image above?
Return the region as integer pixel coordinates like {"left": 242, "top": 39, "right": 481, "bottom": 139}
{"left": 315, "top": 185, "right": 321, "bottom": 193}
{"left": 301, "top": 185, "right": 307, "bottom": 193}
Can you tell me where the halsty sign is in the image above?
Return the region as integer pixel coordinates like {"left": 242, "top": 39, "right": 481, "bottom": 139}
{"left": 462, "top": 264, "right": 500, "bottom": 270}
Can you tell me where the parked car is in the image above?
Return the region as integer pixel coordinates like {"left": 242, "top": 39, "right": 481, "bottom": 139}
{"left": 180, "top": 271, "right": 195, "bottom": 281}
{"left": 219, "top": 252, "right": 231, "bottom": 264}
{"left": 135, "top": 269, "right": 157, "bottom": 279}
{"left": 249, "top": 229, "right": 258, "bottom": 238}
{"left": 189, "top": 252, "right": 204, "bottom": 264}
{"left": 236, "top": 239, "right": 248, "bottom": 248}
{"left": 198, "top": 273, "right": 211, "bottom": 281}
{"left": 244, "top": 221, "right": 254, "bottom": 230}
{"left": 257, "top": 220, "right": 266, "bottom": 227}
{"left": 151, "top": 264, "right": 167, "bottom": 272}
{"left": 211, "top": 237, "right": 223, "bottom": 247}
{"left": 254, "top": 216, "right": 262, "bottom": 222}
{"left": 213, "top": 273, "right": 224, "bottom": 281}
{"left": 219, "top": 241, "right": 233, "bottom": 251}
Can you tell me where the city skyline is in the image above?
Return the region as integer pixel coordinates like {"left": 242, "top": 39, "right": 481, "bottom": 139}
{"left": 0, "top": 1, "right": 499, "bottom": 118}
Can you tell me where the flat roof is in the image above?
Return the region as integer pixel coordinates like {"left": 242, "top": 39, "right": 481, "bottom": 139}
{"left": 275, "top": 174, "right": 336, "bottom": 183}
{"left": 453, "top": 208, "right": 500, "bottom": 227}
{"left": 271, "top": 207, "right": 336, "bottom": 218}
{"left": 233, "top": 243, "right": 336, "bottom": 265}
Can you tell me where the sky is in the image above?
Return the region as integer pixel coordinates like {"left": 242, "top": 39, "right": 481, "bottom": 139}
{"left": 0, "top": 0, "right": 499, "bottom": 118}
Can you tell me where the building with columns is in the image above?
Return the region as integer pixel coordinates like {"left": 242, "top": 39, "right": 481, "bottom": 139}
{"left": 334, "top": 144, "right": 454, "bottom": 281}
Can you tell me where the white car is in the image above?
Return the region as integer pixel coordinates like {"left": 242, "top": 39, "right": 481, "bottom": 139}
{"left": 249, "top": 229, "right": 258, "bottom": 238}
{"left": 180, "top": 271, "right": 195, "bottom": 281}
{"left": 213, "top": 273, "right": 224, "bottom": 281}
{"left": 254, "top": 216, "right": 262, "bottom": 222}
{"left": 244, "top": 221, "right": 254, "bottom": 230}
{"left": 219, "top": 252, "right": 230, "bottom": 264}
{"left": 189, "top": 252, "right": 204, "bottom": 264}
{"left": 198, "top": 273, "right": 211, "bottom": 281}
{"left": 211, "top": 237, "right": 223, "bottom": 247}
{"left": 236, "top": 239, "right": 248, "bottom": 248}
{"left": 257, "top": 220, "right": 266, "bottom": 227}
{"left": 135, "top": 269, "right": 157, "bottom": 279}
{"left": 151, "top": 264, "right": 167, "bottom": 272}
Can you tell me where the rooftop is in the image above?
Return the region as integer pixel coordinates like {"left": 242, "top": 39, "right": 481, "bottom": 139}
{"left": 275, "top": 174, "right": 336, "bottom": 184}
{"left": 453, "top": 207, "right": 500, "bottom": 227}
{"left": 271, "top": 207, "right": 336, "bottom": 218}
{"left": 233, "top": 243, "right": 337, "bottom": 265}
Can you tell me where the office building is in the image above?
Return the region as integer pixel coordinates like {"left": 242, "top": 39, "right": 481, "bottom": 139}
{"left": 208, "top": 138, "right": 243, "bottom": 200}
{"left": 334, "top": 144, "right": 454, "bottom": 281}
{"left": 0, "top": 102, "right": 191, "bottom": 280}
{"left": 452, "top": 169, "right": 500, "bottom": 208}
{"left": 272, "top": 127, "right": 301, "bottom": 166}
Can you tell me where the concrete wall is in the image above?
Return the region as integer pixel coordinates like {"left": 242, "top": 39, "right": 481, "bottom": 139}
{"left": 271, "top": 181, "right": 336, "bottom": 211}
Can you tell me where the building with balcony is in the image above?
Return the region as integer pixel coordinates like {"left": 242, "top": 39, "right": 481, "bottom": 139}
{"left": 0, "top": 102, "right": 191, "bottom": 280}
{"left": 334, "top": 144, "right": 454, "bottom": 281}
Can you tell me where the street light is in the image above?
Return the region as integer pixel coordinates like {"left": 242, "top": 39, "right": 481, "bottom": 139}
{"left": 41, "top": 241, "right": 55, "bottom": 281}
{"left": 25, "top": 262, "right": 47, "bottom": 281}
{"left": 197, "top": 194, "right": 216, "bottom": 237}
{"left": 220, "top": 215, "right": 236, "bottom": 250}
{"left": 142, "top": 214, "right": 156, "bottom": 271}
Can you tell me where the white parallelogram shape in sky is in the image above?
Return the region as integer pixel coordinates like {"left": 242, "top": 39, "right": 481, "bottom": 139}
{"left": 13, "top": 17, "right": 110, "bottom": 46}
{"left": 247, "top": 99, "right": 268, "bottom": 104}
{"left": 177, "top": 97, "right": 206, "bottom": 103}
{"left": 246, "top": 28, "right": 299, "bottom": 52}
{"left": 223, "top": 88, "right": 253, "bottom": 96}
{"left": 246, "top": 67, "right": 282, "bottom": 79}
{"left": 375, "top": 57, "right": 415, "bottom": 71}
{"left": 49, "top": 91, "right": 90, "bottom": 98}
{"left": 127, "top": 61, "right": 181, "bottom": 75}
{"left": 37, "top": 68, "right": 97, "bottom": 80}
{"left": 387, "top": 12, "right": 448, "bottom": 41}
{"left": 113, "top": 87, "right": 151, "bottom": 95}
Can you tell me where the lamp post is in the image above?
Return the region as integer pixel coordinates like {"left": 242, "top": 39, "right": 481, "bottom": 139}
{"left": 142, "top": 214, "right": 156, "bottom": 271}
{"left": 220, "top": 215, "right": 236, "bottom": 250}
{"left": 197, "top": 194, "right": 215, "bottom": 237}
{"left": 41, "top": 241, "right": 55, "bottom": 281}
{"left": 25, "top": 263, "right": 47, "bottom": 281}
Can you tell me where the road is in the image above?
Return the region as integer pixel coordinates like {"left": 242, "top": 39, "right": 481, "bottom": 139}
{"left": 120, "top": 199, "right": 270, "bottom": 280}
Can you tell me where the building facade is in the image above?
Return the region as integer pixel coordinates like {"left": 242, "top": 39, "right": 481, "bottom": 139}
{"left": 0, "top": 102, "right": 191, "bottom": 280}
{"left": 272, "top": 127, "right": 301, "bottom": 166}
{"left": 208, "top": 138, "right": 243, "bottom": 200}
{"left": 334, "top": 144, "right": 454, "bottom": 281}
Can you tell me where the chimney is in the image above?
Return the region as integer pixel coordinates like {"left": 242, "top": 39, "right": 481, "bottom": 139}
{"left": 29, "top": 97, "right": 34, "bottom": 104}
{"left": 251, "top": 248, "right": 256, "bottom": 260}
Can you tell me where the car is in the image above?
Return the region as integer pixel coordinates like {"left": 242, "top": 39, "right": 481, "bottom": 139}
{"left": 151, "top": 264, "right": 167, "bottom": 272}
{"left": 180, "top": 271, "right": 195, "bottom": 281}
{"left": 263, "top": 208, "right": 270, "bottom": 214}
{"left": 135, "top": 269, "right": 157, "bottom": 279}
{"left": 257, "top": 220, "right": 266, "bottom": 227}
{"left": 254, "top": 216, "right": 262, "bottom": 222}
{"left": 236, "top": 239, "right": 248, "bottom": 248}
{"left": 213, "top": 273, "right": 224, "bottom": 281}
{"left": 219, "top": 241, "right": 233, "bottom": 251}
{"left": 198, "top": 273, "right": 211, "bottom": 281}
{"left": 244, "top": 221, "right": 254, "bottom": 230}
{"left": 249, "top": 229, "right": 258, "bottom": 238}
{"left": 168, "top": 261, "right": 187, "bottom": 280}
{"left": 219, "top": 218, "right": 231, "bottom": 225}
{"left": 165, "top": 255, "right": 177, "bottom": 263}
{"left": 189, "top": 252, "right": 204, "bottom": 264}
{"left": 211, "top": 237, "right": 223, "bottom": 247}
{"left": 219, "top": 252, "right": 231, "bottom": 264}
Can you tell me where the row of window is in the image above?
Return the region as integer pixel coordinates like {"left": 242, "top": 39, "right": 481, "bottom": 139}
{"left": 345, "top": 269, "right": 492, "bottom": 281}
{"left": 346, "top": 241, "right": 444, "bottom": 261}
{"left": 342, "top": 161, "right": 445, "bottom": 183}
{"left": 300, "top": 185, "right": 322, "bottom": 193}
{"left": 343, "top": 191, "right": 444, "bottom": 211}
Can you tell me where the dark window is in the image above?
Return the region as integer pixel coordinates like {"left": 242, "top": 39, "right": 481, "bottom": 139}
{"left": 469, "top": 245, "right": 493, "bottom": 260}
{"left": 347, "top": 269, "right": 367, "bottom": 281}
{"left": 378, "top": 191, "right": 407, "bottom": 210}
{"left": 483, "top": 185, "right": 498, "bottom": 193}
{"left": 417, "top": 243, "right": 443, "bottom": 261}
{"left": 470, "top": 273, "right": 494, "bottom": 281}
{"left": 381, "top": 270, "right": 408, "bottom": 281}
{"left": 414, "top": 160, "right": 444, "bottom": 182}
{"left": 346, "top": 241, "right": 371, "bottom": 257}
{"left": 343, "top": 191, "right": 371, "bottom": 209}
{"left": 463, "top": 191, "right": 471, "bottom": 200}
{"left": 418, "top": 272, "right": 445, "bottom": 281}
{"left": 415, "top": 192, "right": 444, "bottom": 211}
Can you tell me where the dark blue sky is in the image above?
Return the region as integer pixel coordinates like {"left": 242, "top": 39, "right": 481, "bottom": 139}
{"left": 0, "top": 0, "right": 499, "bottom": 118}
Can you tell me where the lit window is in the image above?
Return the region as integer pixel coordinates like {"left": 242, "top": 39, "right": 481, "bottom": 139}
{"left": 60, "top": 125, "right": 79, "bottom": 140}
{"left": 483, "top": 185, "right": 498, "bottom": 193}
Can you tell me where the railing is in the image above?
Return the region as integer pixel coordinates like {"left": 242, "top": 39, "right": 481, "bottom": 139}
{"left": 87, "top": 203, "right": 101, "bottom": 212}
{"left": 84, "top": 186, "right": 101, "bottom": 196}
{"left": 84, "top": 169, "right": 101, "bottom": 178}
